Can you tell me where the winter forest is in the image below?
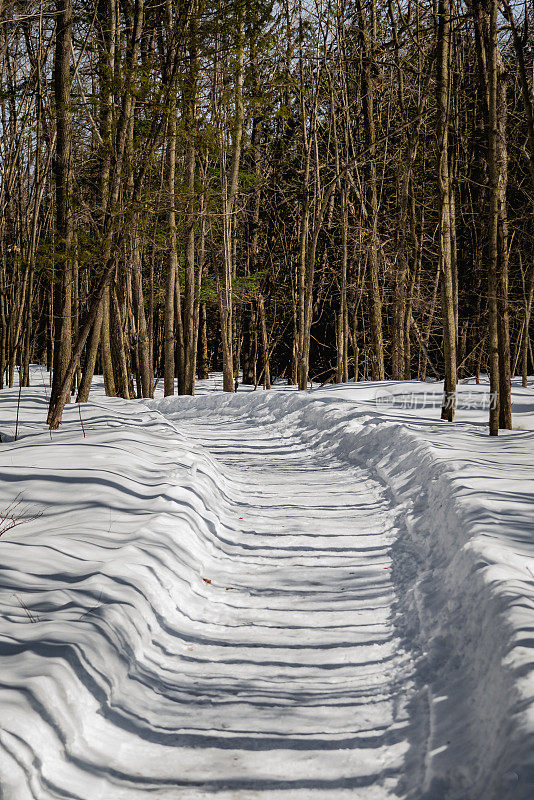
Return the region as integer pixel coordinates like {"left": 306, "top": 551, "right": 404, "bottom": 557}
{"left": 3, "top": 2, "right": 534, "bottom": 799}
{"left": 1, "top": 0, "right": 532, "bottom": 431}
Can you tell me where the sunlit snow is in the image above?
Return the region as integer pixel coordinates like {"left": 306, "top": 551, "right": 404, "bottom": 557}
{"left": 0, "top": 370, "right": 533, "bottom": 799}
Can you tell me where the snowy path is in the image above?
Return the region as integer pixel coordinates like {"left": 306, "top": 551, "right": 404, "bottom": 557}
{"left": 0, "top": 395, "right": 419, "bottom": 800}
{"left": 147, "top": 404, "right": 418, "bottom": 797}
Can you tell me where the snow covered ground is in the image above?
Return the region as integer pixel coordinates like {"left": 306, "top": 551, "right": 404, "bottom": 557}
{"left": 0, "top": 371, "right": 533, "bottom": 798}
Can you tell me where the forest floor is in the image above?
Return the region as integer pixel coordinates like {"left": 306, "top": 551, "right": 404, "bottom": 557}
{"left": 0, "top": 372, "right": 533, "bottom": 799}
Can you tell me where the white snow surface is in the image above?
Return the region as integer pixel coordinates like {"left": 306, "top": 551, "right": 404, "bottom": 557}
{"left": 0, "top": 371, "right": 533, "bottom": 798}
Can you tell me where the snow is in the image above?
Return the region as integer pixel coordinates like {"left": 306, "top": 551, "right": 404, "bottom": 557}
{"left": 0, "top": 370, "right": 533, "bottom": 798}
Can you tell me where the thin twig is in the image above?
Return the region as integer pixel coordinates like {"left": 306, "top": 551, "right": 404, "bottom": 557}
{"left": 0, "top": 494, "right": 43, "bottom": 538}
{"left": 12, "top": 593, "right": 39, "bottom": 623}
{"left": 78, "top": 403, "right": 86, "bottom": 438}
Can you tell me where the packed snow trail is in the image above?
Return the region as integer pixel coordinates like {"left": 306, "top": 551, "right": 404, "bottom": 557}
{"left": 156, "top": 403, "right": 417, "bottom": 798}
{"left": 0, "top": 393, "right": 419, "bottom": 799}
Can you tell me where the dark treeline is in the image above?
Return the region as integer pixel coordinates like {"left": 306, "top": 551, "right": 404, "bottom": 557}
{"left": 0, "top": 0, "right": 532, "bottom": 432}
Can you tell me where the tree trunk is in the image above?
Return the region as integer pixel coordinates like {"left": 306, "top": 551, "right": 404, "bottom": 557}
{"left": 355, "top": 0, "right": 384, "bottom": 380}
{"left": 496, "top": 62, "right": 512, "bottom": 429}
{"left": 486, "top": 0, "right": 501, "bottom": 435}
{"left": 437, "top": 0, "right": 457, "bottom": 421}
{"left": 164, "top": 112, "right": 177, "bottom": 396}
{"left": 219, "top": 1, "right": 244, "bottom": 392}
{"left": 48, "top": 0, "right": 73, "bottom": 417}
{"left": 182, "top": 8, "right": 199, "bottom": 395}
{"left": 197, "top": 301, "right": 209, "bottom": 379}
{"left": 522, "top": 268, "right": 534, "bottom": 387}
